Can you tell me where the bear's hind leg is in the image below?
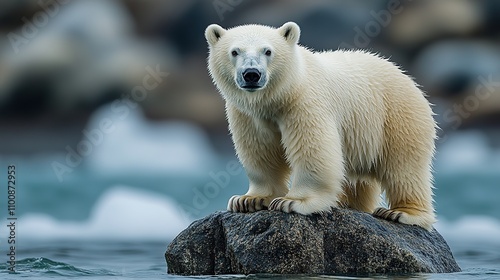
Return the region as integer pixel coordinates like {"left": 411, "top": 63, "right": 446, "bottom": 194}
{"left": 374, "top": 172, "right": 436, "bottom": 230}
{"left": 374, "top": 101, "right": 437, "bottom": 230}
{"left": 373, "top": 204, "right": 435, "bottom": 230}
{"left": 339, "top": 180, "right": 380, "bottom": 213}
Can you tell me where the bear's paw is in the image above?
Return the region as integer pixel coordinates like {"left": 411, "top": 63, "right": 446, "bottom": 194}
{"left": 227, "top": 195, "right": 274, "bottom": 212}
{"left": 373, "top": 207, "right": 436, "bottom": 231}
{"left": 268, "top": 197, "right": 296, "bottom": 213}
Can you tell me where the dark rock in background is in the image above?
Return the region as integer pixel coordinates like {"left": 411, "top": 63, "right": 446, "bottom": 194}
{"left": 165, "top": 210, "right": 461, "bottom": 276}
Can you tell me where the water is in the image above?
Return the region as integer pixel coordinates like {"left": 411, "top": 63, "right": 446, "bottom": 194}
{"left": 0, "top": 107, "right": 499, "bottom": 279}
{"left": 0, "top": 241, "right": 167, "bottom": 279}
{"left": 0, "top": 240, "right": 498, "bottom": 279}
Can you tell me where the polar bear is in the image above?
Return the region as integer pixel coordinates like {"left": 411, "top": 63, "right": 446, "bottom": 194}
{"left": 205, "top": 22, "right": 437, "bottom": 230}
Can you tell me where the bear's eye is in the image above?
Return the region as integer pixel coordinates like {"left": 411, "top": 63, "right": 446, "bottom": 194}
{"left": 265, "top": 50, "right": 272, "bottom": 56}
{"left": 231, "top": 50, "right": 238, "bottom": 57}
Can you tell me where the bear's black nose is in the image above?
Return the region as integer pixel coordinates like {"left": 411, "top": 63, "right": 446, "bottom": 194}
{"left": 243, "top": 68, "right": 261, "bottom": 83}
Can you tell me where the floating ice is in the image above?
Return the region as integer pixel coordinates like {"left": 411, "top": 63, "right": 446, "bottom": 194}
{"left": 83, "top": 103, "right": 217, "bottom": 177}
{"left": 17, "top": 186, "right": 190, "bottom": 241}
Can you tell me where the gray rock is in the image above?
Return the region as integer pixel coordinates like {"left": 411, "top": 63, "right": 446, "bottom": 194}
{"left": 165, "top": 209, "right": 461, "bottom": 276}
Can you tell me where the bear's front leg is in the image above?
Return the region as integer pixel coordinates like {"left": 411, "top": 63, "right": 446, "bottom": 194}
{"left": 268, "top": 114, "right": 344, "bottom": 214}
{"left": 226, "top": 105, "right": 290, "bottom": 213}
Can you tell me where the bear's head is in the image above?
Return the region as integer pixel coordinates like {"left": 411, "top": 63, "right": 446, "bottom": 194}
{"left": 205, "top": 22, "right": 301, "bottom": 96}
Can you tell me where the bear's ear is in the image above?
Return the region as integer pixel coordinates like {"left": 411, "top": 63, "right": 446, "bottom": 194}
{"left": 278, "top": 22, "right": 300, "bottom": 45}
{"left": 205, "top": 24, "right": 226, "bottom": 46}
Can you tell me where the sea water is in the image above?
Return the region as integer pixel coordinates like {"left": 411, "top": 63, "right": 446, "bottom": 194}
{"left": 0, "top": 107, "right": 499, "bottom": 279}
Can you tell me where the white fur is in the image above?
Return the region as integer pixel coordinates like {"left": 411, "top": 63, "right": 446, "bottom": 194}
{"left": 205, "top": 22, "right": 437, "bottom": 230}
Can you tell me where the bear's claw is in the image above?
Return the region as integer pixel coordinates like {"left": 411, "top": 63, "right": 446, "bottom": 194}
{"left": 373, "top": 206, "right": 435, "bottom": 230}
{"left": 268, "top": 197, "right": 295, "bottom": 213}
{"left": 373, "top": 207, "right": 403, "bottom": 222}
{"left": 227, "top": 195, "right": 269, "bottom": 212}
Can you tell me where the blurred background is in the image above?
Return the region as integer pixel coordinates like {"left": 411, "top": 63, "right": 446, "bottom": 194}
{"left": 0, "top": 0, "right": 499, "bottom": 242}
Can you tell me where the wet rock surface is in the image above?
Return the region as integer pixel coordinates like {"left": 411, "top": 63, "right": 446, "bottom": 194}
{"left": 166, "top": 209, "right": 461, "bottom": 276}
